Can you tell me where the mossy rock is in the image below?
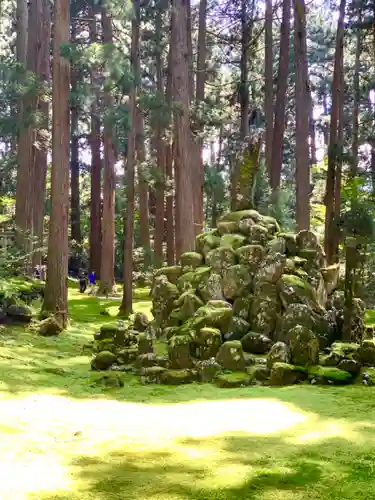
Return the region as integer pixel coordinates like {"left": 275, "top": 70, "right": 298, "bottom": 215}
{"left": 254, "top": 253, "right": 286, "bottom": 284}
{"left": 261, "top": 215, "right": 281, "bottom": 234}
{"left": 230, "top": 317, "right": 250, "bottom": 340}
{"left": 220, "top": 233, "right": 247, "bottom": 249}
{"left": 134, "top": 353, "right": 159, "bottom": 371}
{"left": 196, "top": 327, "right": 222, "bottom": 359}
{"left": 236, "top": 244, "right": 265, "bottom": 269}
{"left": 140, "top": 366, "right": 167, "bottom": 384}
{"left": 98, "top": 323, "right": 121, "bottom": 339}
{"left": 270, "top": 362, "right": 307, "bottom": 386}
{"left": 214, "top": 371, "right": 251, "bottom": 388}
{"left": 288, "top": 325, "right": 319, "bottom": 366}
{"left": 267, "top": 237, "right": 286, "bottom": 254}
{"left": 151, "top": 276, "right": 180, "bottom": 327}
{"left": 233, "top": 296, "right": 252, "bottom": 321}
{"left": 216, "top": 340, "right": 245, "bottom": 371}
{"left": 160, "top": 369, "right": 198, "bottom": 385}
{"left": 308, "top": 366, "right": 353, "bottom": 385}
{"left": 205, "top": 246, "right": 237, "bottom": 273}
{"left": 358, "top": 340, "right": 375, "bottom": 366}
{"left": 267, "top": 341, "right": 291, "bottom": 369}
{"left": 89, "top": 372, "right": 124, "bottom": 389}
{"left": 220, "top": 209, "right": 262, "bottom": 224}
{"left": 278, "top": 233, "right": 298, "bottom": 255}
{"left": 246, "top": 224, "right": 269, "bottom": 245}
{"left": 222, "top": 264, "right": 252, "bottom": 300}
{"left": 38, "top": 316, "right": 63, "bottom": 337}
{"left": 6, "top": 304, "right": 33, "bottom": 323}
{"left": 154, "top": 266, "right": 183, "bottom": 284}
{"left": 196, "top": 231, "right": 221, "bottom": 256}
{"left": 133, "top": 312, "right": 150, "bottom": 332}
{"left": 331, "top": 342, "right": 360, "bottom": 359}
{"left": 193, "top": 302, "right": 233, "bottom": 333}
{"left": 113, "top": 329, "right": 138, "bottom": 347}
{"left": 172, "top": 291, "right": 204, "bottom": 323}
{"left": 321, "top": 264, "right": 340, "bottom": 295}
{"left": 250, "top": 297, "right": 280, "bottom": 338}
{"left": 91, "top": 351, "right": 117, "bottom": 371}
{"left": 197, "top": 272, "right": 224, "bottom": 302}
{"left": 337, "top": 358, "right": 361, "bottom": 375}
{"left": 277, "top": 274, "right": 320, "bottom": 312}
{"left": 168, "top": 335, "right": 193, "bottom": 369}
{"left": 96, "top": 338, "right": 116, "bottom": 353}
{"left": 216, "top": 221, "right": 238, "bottom": 234}
{"left": 196, "top": 359, "right": 222, "bottom": 382}
{"left": 180, "top": 252, "right": 204, "bottom": 269}
{"left": 241, "top": 332, "right": 272, "bottom": 354}
{"left": 137, "top": 333, "right": 155, "bottom": 355}
{"left": 117, "top": 347, "right": 138, "bottom": 364}
{"left": 247, "top": 364, "right": 270, "bottom": 385}
{"left": 177, "top": 271, "right": 197, "bottom": 292}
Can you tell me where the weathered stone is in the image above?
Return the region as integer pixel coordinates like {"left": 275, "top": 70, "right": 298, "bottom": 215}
{"left": 321, "top": 264, "right": 340, "bottom": 295}
{"left": 308, "top": 366, "right": 353, "bottom": 385}
{"left": 154, "top": 266, "right": 183, "bottom": 284}
{"left": 196, "top": 327, "right": 222, "bottom": 359}
{"left": 254, "top": 253, "right": 286, "bottom": 284}
{"left": 250, "top": 297, "right": 280, "bottom": 338}
{"left": 220, "top": 233, "right": 247, "bottom": 249}
{"left": 91, "top": 351, "right": 117, "bottom": 371}
{"left": 267, "top": 237, "right": 286, "bottom": 254}
{"left": 214, "top": 372, "right": 250, "bottom": 388}
{"left": 269, "top": 363, "right": 307, "bottom": 386}
{"left": 358, "top": 340, "right": 375, "bottom": 366}
{"left": 236, "top": 244, "right": 265, "bottom": 270}
{"left": 6, "top": 304, "right": 32, "bottom": 323}
{"left": 279, "top": 233, "right": 298, "bottom": 255}
{"left": 230, "top": 317, "right": 250, "bottom": 340}
{"left": 133, "top": 312, "right": 150, "bottom": 332}
{"left": 180, "top": 252, "right": 204, "bottom": 269}
{"left": 196, "top": 358, "right": 222, "bottom": 382}
{"left": 296, "top": 229, "right": 319, "bottom": 250}
{"left": 168, "top": 335, "right": 193, "bottom": 369}
{"left": 38, "top": 316, "right": 63, "bottom": 336}
{"left": 151, "top": 276, "right": 179, "bottom": 327}
{"left": 277, "top": 274, "right": 321, "bottom": 312}
{"left": 217, "top": 221, "right": 239, "bottom": 234}
{"left": 246, "top": 224, "right": 269, "bottom": 245}
{"left": 241, "top": 331, "right": 272, "bottom": 354}
{"left": 197, "top": 272, "right": 224, "bottom": 302}
{"left": 140, "top": 366, "right": 167, "bottom": 384}
{"left": 117, "top": 347, "right": 138, "bottom": 364}
{"left": 90, "top": 372, "right": 124, "bottom": 389}
{"left": 267, "top": 341, "right": 291, "bottom": 369}
{"left": 205, "top": 247, "right": 237, "bottom": 274}
{"left": 196, "top": 231, "right": 221, "bottom": 256}
{"left": 193, "top": 302, "right": 233, "bottom": 333}
{"left": 216, "top": 340, "right": 246, "bottom": 371}
{"left": 247, "top": 365, "right": 270, "bottom": 384}
{"left": 172, "top": 291, "right": 204, "bottom": 323}
{"left": 137, "top": 333, "right": 155, "bottom": 355}
{"left": 337, "top": 358, "right": 361, "bottom": 375}
{"left": 288, "top": 325, "right": 319, "bottom": 366}
{"left": 134, "top": 353, "right": 158, "bottom": 370}
{"left": 160, "top": 369, "right": 198, "bottom": 385}
{"left": 222, "top": 265, "right": 252, "bottom": 300}
{"left": 232, "top": 296, "right": 252, "bottom": 321}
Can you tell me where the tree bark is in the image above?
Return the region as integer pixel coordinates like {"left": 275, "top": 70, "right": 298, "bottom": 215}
{"left": 89, "top": 4, "right": 102, "bottom": 276}
{"left": 324, "top": 0, "right": 346, "bottom": 264}
{"left": 99, "top": 7, "right": 116, "bottom": 294}
{"left": 120, "top": 0, "right": 140, "bottom": 316}
{"left": 270, "top": 0, "right": 291, "bottom": 195}
{"left": 136, "top": 108, "right": 151, "bottom": 268}
{"left": 294, "top": 0, "right": 310, "bottom": 230}
{"left": 264, "top": 0, "right": 273, "bottom": 179}
{"left": 42, "top": 0, "right": 70, "bottom": 327}
{"left": 351, "top": 9, "right": 361, "bottom": 176}
{"left": 172, "top": 0, "right": 195, "bottom": 260}
{"left": 70, "top": 24, "right": 81, "bottom": 243}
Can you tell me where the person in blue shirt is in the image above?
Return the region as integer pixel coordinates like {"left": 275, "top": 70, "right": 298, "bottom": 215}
{"left": 89, "top": 271, "right": 96, "bottom": 287}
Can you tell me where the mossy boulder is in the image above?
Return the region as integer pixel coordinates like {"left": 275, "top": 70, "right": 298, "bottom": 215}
{"left": 96, "top": 323, "right": 121, "bottom": 340}
{"left": 205, "top": 246, "right": 237, "bottom": 273}
{"left": 172, "top": 291, "right": 204, "bottom": 323}
{"left": 193, "top": 302, "right": 233, "bottom": 333}
{"left": 117, "top": 347, "right": 138, "bottom": 364}
{"left": 134, "top": 353, "right": 159, "bottom": 371}
{"left": 154, "top": 266, "right": 182, "bottom": 284}
{"left": 331, "top": 342, "right": 360, "bottom": 360}
{"left": 214, "top": 371, "right": 250, "bottom": 388}
{"left": 133, "top": 312, "right": 150, "bottom": 332}
{"left": 254, "top": 253, "right": 286, "bottom": 284}
{"left": 91, "top": 351, "right": 117, "bottom": 371}
{"left": 196, "top": 231, "right": 221, "bottom": 256}
{"left": 90, "top": 372, "right": 124, "bottom": 389}
{"left": 196, "top": 358, "right": 222, "bottom": 382}
{"left": 267, "top": 237, "right": 286, "bottom": 255}
{"left": 358, "top": 340, "right": 375, "bottom": 366}
{"left": 220, "top": 209, "right": 262, "bottom": 224}
{"left": 140, "top": 366, "right": 167, "bottom": 384}
{"left": 137, "top": 333, "right": 155, "bottom": 355}
{"left": 160, "top": 369, "right": 198, "bottom": 385}
{"left": 245, "top": 224, "right": 269, "bottom": 246}
{"left": 236, "top": 244, "right": 265, "bottom": 270}
{"left": 6, "top": 304, "right": 33, "bottom": 323}
{"left": 247, "top": 365, "right": 270, "bottom": 384}
{"left": 151, "top": 276, "right": 179, "bottom": 326}
{"left": 230, "top": 317, "right": 250, "bottom": 340}
{"left": 269, "top": 363, "right": 307, "bottom": 386}
{"left": 217, "top": 221, "right": 238, "bottom": 234}
{"left": 180, "top": 252, "right": 204, "bottom": 269}
{"left": 196, "top": 327, "right": 222, "bottom": 359}
{"left": 279, "top": 233, "right": 298, "bottom": 255}
{"left": 222, "top": 264, "right": 252, "bottom": 300}
{"left": 321, "top": 264, "right": 340, "bottom": 295}
{"left": 197, "top": 272, "right": 224, "bottom": 302}
{"left": 267, "top": 341, "right": 291, "bottom": 368}
{"left": 233, "top": 296, "right": 252, "bottom": 321}
{"left": 250, "top": 297, "right": 280, "bottom": 338}
{"left": 277, "top": 274, "right": 320, "bottom": 312}
{"left": 288, "top": 325, "right": 319, "bottom": 366}
{"left": 216, "top": 340, "right": 245, "bottom": 371}
{"left": 308, "top": 366, "right": 353, "bottom": 385}
{"left": 296, "top": 229, "right": 320, "bottom": 250}
{"left": 220, "top": 233, "right": 247, "bottom": 249}
{"left": 38, "top": 316, "right": 63, "bottom": 336}
{"left": 168, "top": 335, "right": 193, "bottom": 369}
{"left": 96, "top": 338, "right": 116, "bottom": 353}
{"left": 113, "top": 329, "right": 138, "bottom": 347}
{"left": 241, "top": 332, "right": 272, "bottom": 354}
{"left": 337, "top": 358, "right": 361, "bottom": 375}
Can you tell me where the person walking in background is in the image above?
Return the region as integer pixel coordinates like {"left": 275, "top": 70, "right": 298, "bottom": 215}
{"left": 79, "top": 269, "right": 87, "bottom": 293}
{"left": 88, "top": 271, "right": 96, "bottom": 295}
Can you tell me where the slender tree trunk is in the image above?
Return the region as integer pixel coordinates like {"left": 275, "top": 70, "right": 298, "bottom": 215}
{"left": 193, "top": 0, "right": 207, "bottom": 234}
{"left": 165, "top": 35, "right": 175, "bottom": 265}
{"left": 154, "top": 6, "right": 165, "bottom": 267}
{"left": 32, "top": 0, "right": 51, "bottom": 267}
{"left": 351, "top": 9, "right": 361, "bottom": 176}
{"left": 89, "top": 4, "right": 102, "bottom": 276}
{"left": 70, "top": 24, "right": 81, "bottom": 243}
{"left": 294, "top": 0, "right": 310, "bottom": 230}
{"left": 309, "top": 98, "right": 317, "bottom": 165}
{"left": 270, "top": 0, "right": 291, "bottom": 195}
{"left": 265, "top": 0, "right": 273, "bottom": 179}
{"left": 324, "top": 0, "right": 346, "bottom": 264}
{"left": 173, "top": 0, "right": 195, "bottom": 259}
{"left": 120, "top": 0, "right": 140, "bottom": 316}
{"left": 239, "top": 0, "right": 250, "bottom": 139}
{"left": 42, "top": 0, "right": 70, "bottom": 326}
{"left": 136, "top": 108, "right": 151, "bottom": 268}
{"left": 186, "top": 0, "right": 194, "bottom": 102}
{"left": 99, "top": 7, "right": 116, "bottom": 294}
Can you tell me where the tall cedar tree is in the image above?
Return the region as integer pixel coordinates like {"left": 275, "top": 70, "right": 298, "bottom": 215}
{"left": 351, "top": 7, "right": 361, "bottom": 175}
{"left": 42, "top": 0, "right": 70, "bottom": 326}
{"left": 324, "top": 0, "right": 346, "bottom": 264}
{"left": 70, "top": 22, "right": 82, "bottom": 243}
{"left": 120, "top": 0, "right": 140, "bottom": 316}
{"left": 270, "top": 0, "right": 291, "bottom": 194}
{"left": 173, "top": 0, "right": 195, "bottom": 259}
{"left": 99, "top": 7, "right": 116, "bottom": 294}
{"left": 89, "top": 3, "right": 102, "bottom": 276}
{"left": 165, "top": 43, "right": 175, "bottom": 265}
{"left": 264, "top": 0, "right": 273, "bottom": 179}
{"left": 294, "top": 0, "right": 310, "bottom": 230}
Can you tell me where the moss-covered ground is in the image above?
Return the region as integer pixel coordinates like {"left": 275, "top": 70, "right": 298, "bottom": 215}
{"left": 1, "top": 288, "right": 375, "bottom": 499}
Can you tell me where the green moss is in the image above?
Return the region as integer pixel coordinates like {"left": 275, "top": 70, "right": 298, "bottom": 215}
{"left": 160, "top": 369, "right": 197, "bottom": 385}
{"left": 308, "top": 366, "right": 353, "bottom": 385}
{"left": 331, "top": 342, "right": 360, "bottom": 358}
{"left": 214, "top": 371, "right": 251, "bottom": 388}
{"left": 220, "top": 233, "right": 247, "bottom": 249}
{"left": 180, "top": 252, "right": 204, "bottom": 269}
{"left": 277, "top": 274, "right": 319, "bottom": 311}
{"left": 216, "top": 221, "right": 238, "bottom": 234}
{"left": 269, "top": 362, "right": 308, "bottom": 386}
{"left": 195, "top": 231, "right": 221, "bottom": 255}
{"left": 154, "top": 266, "right": 183, "bottom": 284}
{"left": 220, "top": 209, "right": 262, "bottom": 223}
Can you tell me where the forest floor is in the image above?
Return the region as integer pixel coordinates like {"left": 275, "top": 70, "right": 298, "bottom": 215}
{"left": 1, "top": 289, "right": 375, "bottom": 499}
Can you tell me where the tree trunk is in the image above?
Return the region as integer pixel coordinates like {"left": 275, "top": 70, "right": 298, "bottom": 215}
{"left": 264, "top": 0, "right": 273, "bottom": 179}
{"left": 165, "top": 34, "right": 175, "bottom": 265}
{"left": 99, "top": 7, "right": 116, "bottom": 295}
{"left": 89, "top": 4, "right": 102, "bottom": 276}
{"left": 120, "top": 0, "right": 140, "bottom": 316}
{"left": 294, "top": 0, "right": 310, "bottom": 230}
{"left": 42, "top": 0, "right": 70, "bottom": 327}
{"left": 239, "top": 0, "right": 250, "bottom": 139}
{"left": 70, "top": 24, "right": 81, "bottom": 243}
{"left": 193, "top": 0, "right": 207, "bottom": 234}
{"left": 154, "top": 6, "right": 165, "bottom": 267}
{"left": 173, "top": 0, "right": 195, "bottom": 260}
{"left": 186, "top": 0, "right": 194, "bottom": 102}
{"left": 32, "top": 0, "right": 51, "bottom": 267}
{"left": 136, "top": 108, "right": 151, "bottom": 268}
{"left": 270, "top": 0, "right": 291, "bottom": 195}
{"left": 351, "top": 9, "right": 361, "bottom": 176}
{"left": 324, "top": 0, "right": 346, "bottom": 264}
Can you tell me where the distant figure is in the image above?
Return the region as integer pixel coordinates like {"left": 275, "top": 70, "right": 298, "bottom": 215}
{"left": 89, "top": 271, "right": 96, "bottom": 287}
{"left": 34, "top": 266, "right": 41, "bottom": 279}
{"left": 40, "top": 265, "right": 46, "bottom": 281}
{"left": 79, "top": 270, "right": 87, "bottom": 293}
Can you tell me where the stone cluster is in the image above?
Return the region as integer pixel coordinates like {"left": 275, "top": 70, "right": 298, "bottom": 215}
{"left": 90, "top": 209, "right": 374, "bottom": 387}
